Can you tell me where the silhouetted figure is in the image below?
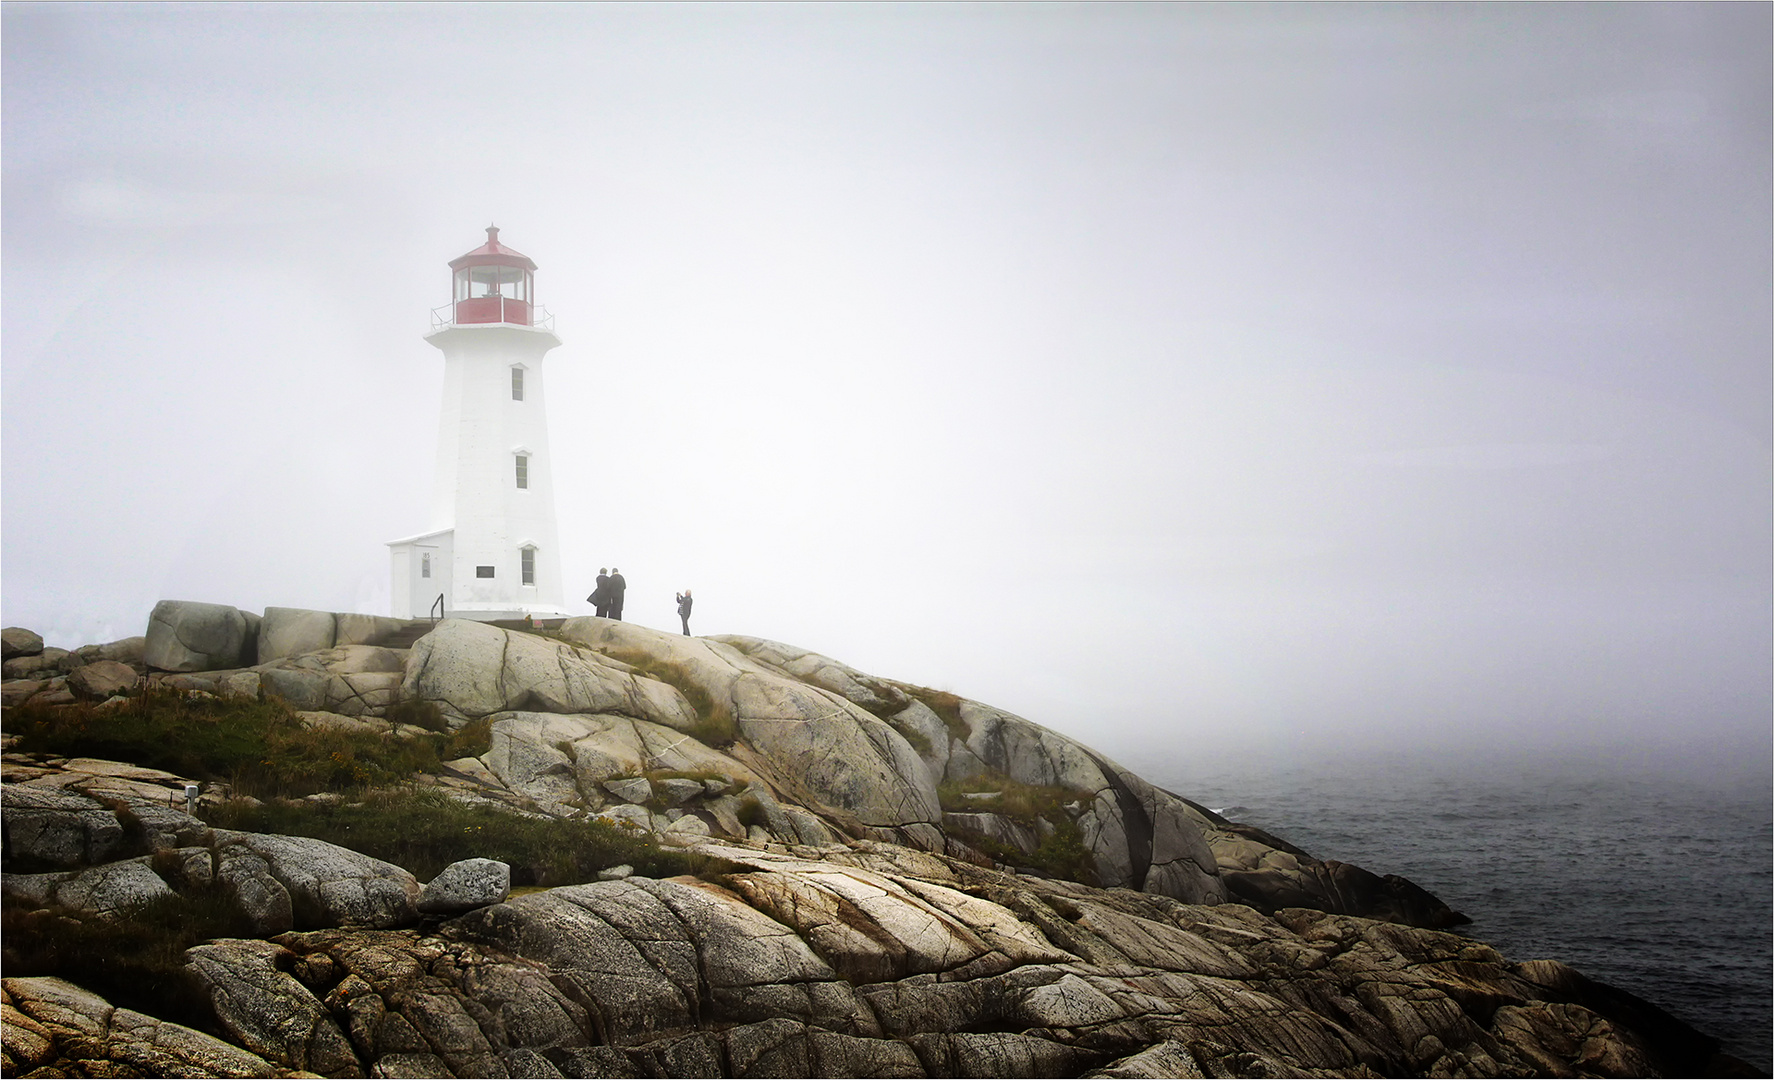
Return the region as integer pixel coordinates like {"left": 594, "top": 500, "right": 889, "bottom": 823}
{"left": 676, "top": 589, "right": 693, "bottom": 636}
{"left": 588, "top": 569, "right": 611, "bottom": 618}
{"left": 609, "top": 568, "right": 627, "bottom": 621}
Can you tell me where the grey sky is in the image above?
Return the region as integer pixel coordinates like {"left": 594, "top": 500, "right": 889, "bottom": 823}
{"left": 4, "top": 4, "right": 1769, "bottom": 773}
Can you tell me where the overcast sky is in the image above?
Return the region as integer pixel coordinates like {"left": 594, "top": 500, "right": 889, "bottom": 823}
{"left": 4, "top": 4, "right": 1769, "bottom": 774}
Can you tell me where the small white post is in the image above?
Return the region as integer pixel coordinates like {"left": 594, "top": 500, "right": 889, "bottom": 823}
{"left": 185, "top": 783, "right": 200, "bottom": 815}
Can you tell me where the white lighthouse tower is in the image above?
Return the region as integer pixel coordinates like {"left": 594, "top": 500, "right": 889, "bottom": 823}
{"left": 387, "top": 226, "right": 569, "bottom": 622}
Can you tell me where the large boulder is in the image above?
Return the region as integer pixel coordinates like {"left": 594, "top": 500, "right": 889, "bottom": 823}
{"left": 212, "top": 831, "right": 419, "bottom": 930}
{"left": 1, "top": 785, "right": 124, "bottom": 868}
{"left": 256, "top": 644, "right": 409, "bottom": 716}
{"left": 72, "top": 637, "right": 147, "bottom": 667}
{"left": 256, "top": 607, "right": 337, "bottom": 662}
{"left": 402, "top": 619, "right": 696, "bottom": 727}
{"left": 418, "top": 858, "right": 511, "bottom": 914}
{"left": 2, "top": 649, "right": 69, "bottom": 680}
{"left": 66, "top": 659, "right": 139, "bottom": 700}
{"left": 558, "top": 620, "right": 944, "bottom": 847}
{"left": 34, "top": 858, "right": 175, "bottom": 918}
{"left": 2, "top": 626, "right": 43, "bottom": 660}
{"left": 334, "top": 612, "right": 406, "bottom": 647}
{"left": 144, "top": 600, "right": 256, "bottom": 672}
{"left": 3, "top": 976, "right": 282, "bottom": 1078}
{"left": 182, "top": 940, "right": 361, "bottom": 1076}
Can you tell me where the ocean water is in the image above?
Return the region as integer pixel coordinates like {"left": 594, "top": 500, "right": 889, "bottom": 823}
{"left": 1128, "top": 749, "right": 1773, "bottom": 1074}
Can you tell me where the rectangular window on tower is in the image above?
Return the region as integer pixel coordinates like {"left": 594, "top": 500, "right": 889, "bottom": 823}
{"left": 521, "top": 546, "right": 536, "bottom": 586}
{"left": 421, "top": 553, "right": 431, "bottom": 579}
{"left": 515, "top": 454, "right": 529, "bottom": 489}
{"left": 511, "top": 366, "right": 524, "bottom": 401}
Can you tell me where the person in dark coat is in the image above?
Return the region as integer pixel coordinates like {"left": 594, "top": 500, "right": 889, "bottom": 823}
{"left": 609, "top": 568, "right": 627, "bottom": 621}
{"left": 676, "top": 589, "right": 693, "bottom": 636}
{"left": 588, "top": 569, "right": 611, "bottom": 618}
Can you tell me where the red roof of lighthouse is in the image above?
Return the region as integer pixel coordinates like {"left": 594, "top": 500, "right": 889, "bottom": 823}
{"left": 448, "top": 225, "right": 538, "bottom": 271}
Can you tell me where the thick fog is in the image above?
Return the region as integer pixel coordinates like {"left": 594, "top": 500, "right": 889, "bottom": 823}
{"left": 4, "top": 5, "right": 1769, "bottom": 776}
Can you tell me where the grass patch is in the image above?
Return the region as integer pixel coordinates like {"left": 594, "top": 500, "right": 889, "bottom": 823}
{"left": 2, "top": 689, "right": 443, "bottom": 799}
{"left": 946, "top": 818, "right": 1099, "bottom": 887}
{"left": 443, "top": 715, "right": 494, "bottom": 760}
{"left": 599, "top": 648, "right": 738, "bottom": 747}
{"left": 939, "top": 772, "right": 1095, "bottom": 824}
{"left": 895, "top": 684, "right": 969, "bottom": 742}
{"left": 884, "top": 718, "right": 933, "bottom": 757}
{"left": 386, "top": 697, "right": 449, "bottom": 733}
{"left": 1, "top": 883, "right": 254, "bottom": 1031}
{"left": 938, "top": 771, "right": 1100, "bottom": 886}
{"left": 201, "top": 787, "right": 703, "bottom": 885}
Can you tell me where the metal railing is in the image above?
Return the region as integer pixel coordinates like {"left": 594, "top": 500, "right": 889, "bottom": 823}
{"left": 430, "top": 303, "right": 555, "bottom": 333}
{"left": 429, "top": 593, "right": 445, "bottom": 623}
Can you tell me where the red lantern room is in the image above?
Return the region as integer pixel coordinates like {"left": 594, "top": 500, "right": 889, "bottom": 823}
{"left": 448, "top": 225, "right": 538, "bottom": 326}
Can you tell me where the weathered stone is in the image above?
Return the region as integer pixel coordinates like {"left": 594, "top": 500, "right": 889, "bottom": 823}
{"left": 214, "top": 831, "right": 420, "bottom": 929}
{"left": 29, "top": 683, "right": 76, "bottom": 706}
{"left": 0, "top": 617, "right": 1712, "bottom": 1080}
{"left": 144, "top": 600, "right": 255, "bottom": 672}
{"left": 659, "top": 777, "right": 705, "bottom": 807}
{"left": 257, "top": 606, "right": 338, "bottom": 663}
{"left": 1087, "top": 1039, "right": 1209, "bottom": 1078}
{"left": 66, "top": 658, "right": 139, "bottom": 700}
{"left": 95, "top": 635, "right": 147, "bottom": 665}
{"left": 257, "top": 666, "right": 330, "bottom": 710}
{"left": 334, "top": 612, "right": 407, "bottom": 647}
{"left": 604, "top": 776, "right": 654, "bottom": 804}
{"left": 49, "top": 858, "right": 174, "bottom": 917}
{"left": 418, "top": 858, "right": 511, "bottom": 914}
{"left": 0, "top": 999, "right": 55, "bottom": 1071}
{"left": 3, "top": 975, "right": 281, "bottom": 1078}
{"left": 185, "top": 940, "right": 362, "bottom": 1075}
{"left": 1, "top": 784, "right": 123, "bottom": 867}
{"left": 1, "top": 678, "right": 44, "bottom": 707}
{"left": 403, "top": 619, "right": 697, "bottom": 727}
{"left": 3, "top": 648, "right": 68, "bottom": 679}
{"left": 221, "top": 671, "right": 262, "bottom": 699}
{"left": 2, "top": 626, "right": 44, "bottom": 660}
{"left": 217, "top": 845, "right": 294, "bottom": 936}
{"left": 1, "top": 870, "right": 68, "bottom": 907}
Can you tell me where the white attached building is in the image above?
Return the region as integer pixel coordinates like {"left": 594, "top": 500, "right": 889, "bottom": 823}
{"left": 388, "top": 227, "right": 568, "bottom": 621}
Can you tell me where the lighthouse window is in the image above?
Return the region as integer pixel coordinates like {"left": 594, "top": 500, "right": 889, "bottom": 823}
{"left": 521, "top": 546, "right": 536, "bottom": 586}
{"left": 511, "top": 367, "right": 524, "bottom": 401}
{"left": 476, "top": 565, "right": 495, "bottom": 578}
{"left": 421, "top": 553, "right": 431, "bottom": 579}
{"left": 515, "top": 454, "right": 529, "bottom": 489}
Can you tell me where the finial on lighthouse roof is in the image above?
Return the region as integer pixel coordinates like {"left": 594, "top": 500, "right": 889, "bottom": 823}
{"left": 486, "top": 224, "right": 500, "bottom": 249}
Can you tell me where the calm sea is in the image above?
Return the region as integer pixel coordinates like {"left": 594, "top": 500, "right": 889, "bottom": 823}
{"left": 1126, "top": 748, "right": 1773, "bottom": 1074}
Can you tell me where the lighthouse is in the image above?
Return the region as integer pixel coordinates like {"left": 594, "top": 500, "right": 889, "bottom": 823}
{"left": 387, "top": 226, "right": 569, "bottom": 622}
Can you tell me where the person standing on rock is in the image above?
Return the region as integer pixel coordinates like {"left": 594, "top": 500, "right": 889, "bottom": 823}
{"left": 676, "top": 589, "right": 693, "bottom": 636}
{"left": 588, "top": 569, "right": 612, "bottom": 618}
{"left": 609, "top": 568, "right": 627, "bottom": 621}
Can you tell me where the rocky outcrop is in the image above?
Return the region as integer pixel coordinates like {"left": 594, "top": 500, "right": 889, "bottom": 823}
{"left": 256, "top": 608, "right": 408, "bottom": 665}
{"left": 102, "top": 843, "right": 1708, "bottom": 1078}
{"left": 2, "top": 626, "right": 44, "bottom": 660}
{"left": 255, "top": 643, "right": 410, "bottom": 716}
{"left": 417, "top": 858, "right": 511, "bottom": 914}
{"left": 67, "top": 658, "right": 140, "bottom": 700}
{"left": 145, "top": 601, "right": 260, "bottom": 672}
{"left": 2, "top": 976, "right": 283, "bottom": 1078}
{"left": 1, "top": 607, "right": 1740, "bottom": 1078}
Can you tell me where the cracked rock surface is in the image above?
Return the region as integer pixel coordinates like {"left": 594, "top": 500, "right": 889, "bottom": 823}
{"left": 16, "top": 842, "right": 1704, "bottom": 1078}
{"left": 1, "top": 612, "right": 1739, "bottom": 1077}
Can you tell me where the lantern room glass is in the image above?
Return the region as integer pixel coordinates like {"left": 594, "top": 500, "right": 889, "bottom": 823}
{"left": 455, "top": 265, "right": 531, "bottom": 303}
